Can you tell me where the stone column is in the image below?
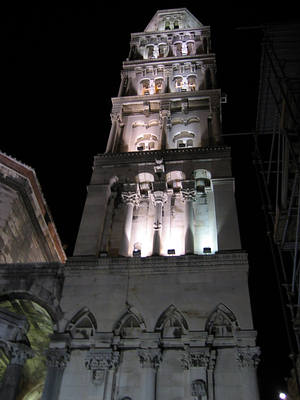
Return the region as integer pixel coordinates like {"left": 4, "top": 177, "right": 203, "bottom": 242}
{"left": 159, "top": 106, "right": 170, "bottom": 150}
{"left": 0, "top": 342, "right": 34, "bottom": 400}
{"left": 210, "top": 94, "right": 222, "bottom": 144}
{"left": 182, "top": 185, "right": 196, "bottom": 255}
{"left": 105, "top": 113, "right": 118, "bottom": 153}
{"left": 180, "top": 351, "right": 193, "bottom": 400}
{"left": 120, "top": 188, "right": 139, "bottom": 256}
{"left": 237, "top": 346, "right": 260, "bottom": 400}
{"left": 152, "top": 191, "right": 167, "bottom": 255}
{"left": 41, "top": 348, "right": 70, "bottom": 400}
{"left": 85, "top": 349, "right": 120, "bottom": 400}
{"left": 138, "top": 349, "right": 162, "bottom": 400}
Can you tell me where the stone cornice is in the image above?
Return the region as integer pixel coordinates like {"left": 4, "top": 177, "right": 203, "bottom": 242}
{"left": 112, "top": 88, "right": 221, "bottom": 105}
{"left": 130, "top": 26, "right": 211, "bottom": 39}
{"left": 95, "top": 146, "right": 231, "bottom": 167}
{"left": 65, "top": 252, "right": 249, "bottom": 276}
{"left": 0, "top": 262, "right": 64, "bottom": 276}
{"left": 123, "top": 54, "right": 216, "bottom": 68}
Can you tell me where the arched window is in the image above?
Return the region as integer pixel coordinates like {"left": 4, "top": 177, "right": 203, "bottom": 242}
{"left": 175, "top": 42, "right": 182, "bottom": 56}
{"left": 155, "top": 78, "right": 164, "bottom": 93}
{"left": 188, "top": 75, "right": 197, "bottom": 91}
{"left": 174, "top": 20, "right": 179, "bottom": 29}
{"left": 187, "top": 41, "right": 195, "bottom": 55}
{"left": 206, "top": 304, "right": 239, "bottom": 337}
{"left": 174, "top": 76, "right": 183, "bottom": 91}
{"left": 147, "top": 45, "right": 155, "bottom": 58}
{"left": 173, "top": 131, "right": 195, "bottom": 148}
{"left": 135, "top": 134, "right": 158, "bottom": 151}
{"left": 141, "top": 79, "right": 150, "bottom": 95}
{"left": 155, "top": 305, "right": 188, "bottom": 338}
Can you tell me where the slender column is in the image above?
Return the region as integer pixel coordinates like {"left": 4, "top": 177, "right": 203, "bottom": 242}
{"left": 41, "top": 348, "right": 70, "bottom": 400}
{"left": 85, "top": 349, "right": 120, "bottom": 400}
{"left": 105, "top": 113, "right": 118, "bottom": 153}
{"left": 120, "top": 190, "right": 139, "bottom": 256}
{"left": 182, "top": 187, "right": 196, "bottom": 255}
{"left": 0, "top": 342, "right": 34, "bottom": 400}
{"left": 138, "top": 349, "right": 162, "bottom": 400}
{"left": 152, "top": 191, "right": 167, "bottom": 255}
{"left": 159, "top": 107, "right": 170, "bottom": 150}
{"left": 210, "top": 94, "right": 222, "bottom": 144}
{"left": 237, "top": 346, "right": 260, "bottom": 400}
{"left": 207, "top": 350, "right": 216, "bottom": 400}
{"left": 180, "top": 351, "right": 192, "bottom": 399}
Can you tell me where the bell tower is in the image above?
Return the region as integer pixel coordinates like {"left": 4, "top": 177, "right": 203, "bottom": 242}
{"left": 48, "top": 8, "right": 261, "bottom": 400}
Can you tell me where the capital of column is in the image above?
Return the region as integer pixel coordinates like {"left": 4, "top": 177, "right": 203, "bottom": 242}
{"left": 151, "top": 190, "right": 168, "bottom": 206}
{"left": 138, "top": 349, "right": 162, "bottom": 370}
{"left": 237, "top": 346, "right": 260, "bottom": 368}
{"left": 45, "top": 348, "right": 70, "bottom": 370}
{"left": 5, "top": 342, "right": 34, "bottom": 366}
{"left": 182, "top": 188, "right": 196, "bottom": 201}
{"left": 85, "top": 349, "right": 120, "bottom": 371}
{"left": 122, "top": 191, "right": 140, "bottom": 206}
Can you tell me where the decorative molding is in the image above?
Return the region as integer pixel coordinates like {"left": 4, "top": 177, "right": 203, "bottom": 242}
{"left": 138, "top": 349, "right": 162, "bottom": 369}
{"left": 45, "top": 348, "right": 70, "bottom": 369}
{"left": 85, "top": 349, "right": 120, "bottom": 371}
{"left": 237, "top": 346, "right": 260, "bottom": 368}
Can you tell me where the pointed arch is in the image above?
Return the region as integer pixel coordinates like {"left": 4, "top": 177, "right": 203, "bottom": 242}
{"left": 65, "top": 307, "right": 97, "bottom": 339}
{"left": 155, "top": 305, "right": 188, "bottom": 338}
{"left": 206, "top": 303, "right": 239, "bottom": 337}
{"left": 114, "top": 307, "right": 146, "bottom": 337}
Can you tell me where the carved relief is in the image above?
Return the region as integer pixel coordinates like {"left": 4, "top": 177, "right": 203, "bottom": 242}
{"left": 138, "top": 349, "right": 162, "bottom": 369}
{"left": 237, "top": 346, "right": 260, "bottom": 368}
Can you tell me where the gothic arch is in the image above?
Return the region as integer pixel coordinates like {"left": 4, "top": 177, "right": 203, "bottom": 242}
{"left": 155, "top": 305, "right": 188, "bottom": 337}
{"left": 0, "top": 288, "right": 62, "bottom": 326}
{"left": 65, "top": 307, "right": 97, "bottom": 339}
{"left": 114, "top": 307, "right": 146, "bottom": 337}
{"left": 206, "top": 303, "right": 239, "bottom": 337}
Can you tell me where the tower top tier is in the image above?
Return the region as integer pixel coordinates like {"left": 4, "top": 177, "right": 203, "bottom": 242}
{"left": 145, "top": 8, "right": 204, "bottom": 32}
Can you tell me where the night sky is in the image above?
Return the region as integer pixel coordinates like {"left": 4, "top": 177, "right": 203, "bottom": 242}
{"left": 1, "top": 3, "right": 299, "bottom": 399}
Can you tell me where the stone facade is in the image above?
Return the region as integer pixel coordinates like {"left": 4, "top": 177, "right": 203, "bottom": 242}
{"left": 0, "top": 8, "right": 260, "bottom": 400}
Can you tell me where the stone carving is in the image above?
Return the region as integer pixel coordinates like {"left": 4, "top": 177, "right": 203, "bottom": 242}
{"left": 192, "top": 379, "right": 207, "bottom": 399}
{"left": 237, "top": 346, "right": 260, "bottom": 368}
{"left": 85, "top": 349, "right": 120, "bottom": 371}
{"left": 121, "top": 191, "right": 139, "bottom": 206}
{"left": 138, "top": 349, "right": 162, "bottom": 369}
{"left": 6, "top": 342, "right": 34, "bottom": 366}
{"left": 191, "top": 351, "right": 210, "bottom": 368}
{"left": 45, "top": 348, "right": 70, "bottom": 369}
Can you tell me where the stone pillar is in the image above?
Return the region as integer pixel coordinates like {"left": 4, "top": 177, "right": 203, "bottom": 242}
{"left": 120, "top": 188, "right": 139, "bottom": 256}
{"left": 180, "top": 351, "right": 193, "bottom": 400}
{"left": 105, "top": 113, "right": 118, "bottom": 153}
{"left": 41, "top": 348, "right": 70, "bottom": 400}
{"left": 138, "top": 349, "right": 162, "bottom": 400}
{"left": 0, "top": 342, "right": 34, "bottom": 400}
{"left": 237, "top": 346, "right": 260, "bottom": 400}
{"left": 210, "top": 94, "right": 222, "bottom": 144}
{"left": 182, "top": 183, "right": 196, "bottom": 255}
{"left": 152, "top": 191, "right": 167, "bottom": 255}
{"left": 159, "top": 106, "right": 170, "bottom": 150}
{"left": 85, "top": 349, "right": 120, "bottom": 400}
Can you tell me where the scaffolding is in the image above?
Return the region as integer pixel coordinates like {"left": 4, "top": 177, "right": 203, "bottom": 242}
{"left": 253, "top": 22, "right": 300, "bottom": 394}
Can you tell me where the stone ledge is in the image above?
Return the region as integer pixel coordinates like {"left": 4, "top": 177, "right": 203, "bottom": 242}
{"left": 65, "top": 252, "right": 249, "bottom": 275}
{"left": 95, "top": 146, "right": 231, "bottom": 166}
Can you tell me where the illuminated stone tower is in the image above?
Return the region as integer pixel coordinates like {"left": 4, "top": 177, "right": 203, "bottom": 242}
{"left": 47, "top": 9, "right": 261, "bottom": 400}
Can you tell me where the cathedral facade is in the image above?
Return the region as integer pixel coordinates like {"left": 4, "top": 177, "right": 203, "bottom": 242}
{"left": 0, "top": 9, "right": 261, "bottom": 400}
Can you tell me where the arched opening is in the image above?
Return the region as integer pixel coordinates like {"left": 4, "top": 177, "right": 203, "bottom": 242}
{"left": 155, "top": 305, "right": 188, "bottom": 338}
{"left": 0, "top": 297, "right": 54, "bottom": 400}
{"left": 206, "top": 304, "right": 239, "bottom": 337}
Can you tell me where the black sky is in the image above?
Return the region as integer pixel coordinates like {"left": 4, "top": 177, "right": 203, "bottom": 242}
{"left": 1, "top": 3, "right": 299, "bottom": 399}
